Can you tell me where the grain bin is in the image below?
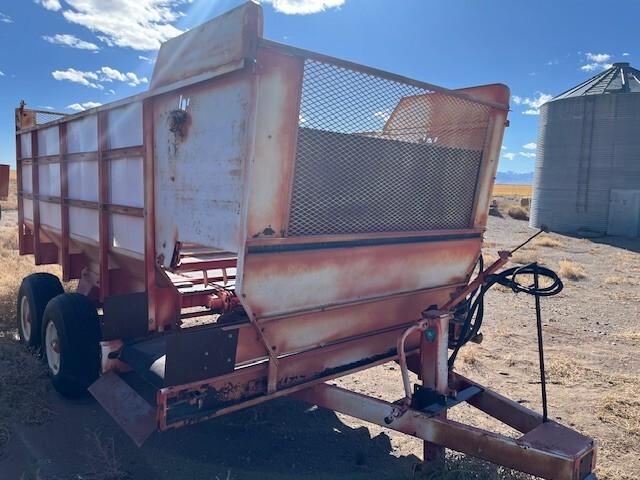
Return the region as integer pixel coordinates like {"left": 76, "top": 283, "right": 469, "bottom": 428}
{"left": 530, "top": 62, "right": 640, "bottom": 236}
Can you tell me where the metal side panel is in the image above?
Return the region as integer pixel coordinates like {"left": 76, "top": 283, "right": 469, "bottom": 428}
{"left": 150, "top": 2, "right": 262, "bottom": 91}
{"left": 153, "top": 72, "right": 255, "bottom": 265}
{"left": 88, "top": 372, "right": 157, "bottom": 447}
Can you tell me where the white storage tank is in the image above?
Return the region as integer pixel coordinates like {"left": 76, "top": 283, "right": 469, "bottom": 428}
{"left": 530, "top": 62, "right": 640, "bottom": 236}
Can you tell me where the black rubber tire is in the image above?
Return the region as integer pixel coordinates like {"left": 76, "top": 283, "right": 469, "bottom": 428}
{"left": 16, "top": 273, "right": 64, "bottom": 348}
{"left": 41, "top": 293, "right": 101, "bottom": 397}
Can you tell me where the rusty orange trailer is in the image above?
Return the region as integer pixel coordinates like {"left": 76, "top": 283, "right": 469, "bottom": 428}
{"left": 13, "top": 2, "right": 596, "bottom": 478}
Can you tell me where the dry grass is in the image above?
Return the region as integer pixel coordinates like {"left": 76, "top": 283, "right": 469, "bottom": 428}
{"left": 558, "top": 259, "right": 586, "bottom": 281}
{"left": 458, "top": 346, "right": 480, "bottom": 367}
{"left": 80, "top": 430, "right": 129, "bottom": 480}
{"left": 506, "top": 206, "right": 530, "bottom": 221}
{"left": 533, "top": 236, "right": 563, "bottom": 248}
{"left": 492, "top": 184, "right": 532, "bottom": 197}
{"left": 598, "top": 390, "right": 640, "bottom": 437}
{"left": 0, "top": 335, "right": 52, "bottom": 457}
{"left": 509, "top": 249, "right": 538, "bottom": 265}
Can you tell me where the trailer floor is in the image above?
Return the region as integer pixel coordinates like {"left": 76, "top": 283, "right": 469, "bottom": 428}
{"left": 1, "top": 195, "right": 639, "bottom": 480}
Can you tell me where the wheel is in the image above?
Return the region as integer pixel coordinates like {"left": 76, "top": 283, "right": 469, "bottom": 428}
{"left": 41, "top": 293, "right": 101, "bottom": 397}
{"left": 16, "top": 273, "right": 64, "bottom": 348}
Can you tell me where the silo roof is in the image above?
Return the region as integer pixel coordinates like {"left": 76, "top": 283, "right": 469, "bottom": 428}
{"left": 554, "top": 62, "right": 640, "bottom": 100}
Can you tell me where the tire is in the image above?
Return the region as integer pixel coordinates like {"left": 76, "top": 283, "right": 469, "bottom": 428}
{"left": 16, "top": 273, "right": 64, "bottom": 348}
{"left": 41, "top": 293, "right": 101, "bottom": 397}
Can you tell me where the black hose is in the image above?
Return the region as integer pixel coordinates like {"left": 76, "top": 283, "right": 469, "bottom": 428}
{"left": 447, "top": 257, "right": 563, "bottom": 369}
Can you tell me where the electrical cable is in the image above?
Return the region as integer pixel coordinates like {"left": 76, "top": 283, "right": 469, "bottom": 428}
{"left": 447, "top": 256, "right": 563, "bottom": 368}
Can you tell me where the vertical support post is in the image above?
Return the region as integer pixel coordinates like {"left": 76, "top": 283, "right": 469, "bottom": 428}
{"left": 533, "top": 264, "right": 549, "bottom": 423}
{"left": 420, "top": 310, "right": 450, "bottom": 472}
{"left": 142, "top": 99, "right": 157, "bottom": 331}
{"left": 15, "top": 133, "right": 25, "bottom": 254}
{"left": 59, "top": 123, "right": 70, "bottom": 281}
{"left": 97, "top": 112, "right": 109, "bottom": 302}
{"left": 31, "top": 131, "right": 41, "bottom": 264}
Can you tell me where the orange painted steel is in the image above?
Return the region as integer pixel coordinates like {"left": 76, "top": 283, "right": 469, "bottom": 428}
{"left": 11, "top": 3, "right": 597, "bottom": 479}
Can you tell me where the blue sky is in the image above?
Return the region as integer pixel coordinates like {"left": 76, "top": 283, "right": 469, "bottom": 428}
{"left": 0, "top": 0, "right": 636, "bottom": 173}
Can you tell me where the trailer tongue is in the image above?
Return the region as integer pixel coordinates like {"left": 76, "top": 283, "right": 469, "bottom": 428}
{"left": 13, "top": 2, "right": 596, "bottom": 478}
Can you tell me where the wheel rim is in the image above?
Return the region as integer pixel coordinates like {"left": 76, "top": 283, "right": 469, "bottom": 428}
{"left": 45, "top": 321, "right": 61, "bottom": 375}
{"left": 20, "top": 295, "right": 31, "bottom": 342}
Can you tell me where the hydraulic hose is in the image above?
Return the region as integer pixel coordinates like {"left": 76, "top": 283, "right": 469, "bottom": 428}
{"left": 448, "top": 257, "right": 563, "bottom": 368}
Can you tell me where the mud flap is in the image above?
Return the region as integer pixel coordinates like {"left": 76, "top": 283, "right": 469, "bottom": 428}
{"left": 88, "top": 372, "right": 157, "bottom": 447}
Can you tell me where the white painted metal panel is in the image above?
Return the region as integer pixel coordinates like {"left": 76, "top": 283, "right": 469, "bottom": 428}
{"left": 40, "top": 202, "right": 62, "bottom": 230}
{"left": 67, "top": 115, "right": 98, "bottom": 153}
{"left": 22, "top": 165, "right": 33, "bottom": 193}
{"left": 107, "top": 102, "right": 142, "bottom": 149}
{"left": 111, "top": 214, "right": 144, "bottom": 254}
{"left": 37, "top": 126, "right": 60, "bottom": 156}
{"left": 38, "top": 163, "right": 61, "bottom": 197}
{"left": 69, "top": 206, "right": 99, "bottom": 242}
{"left": 153, "top": 77, "right": 253, "bottom": 265}
{"left": 20, "top": 133, "right": 32, "bottom": 159}
{"left": 109, "top": 157, "right": 143, "bottom": 207}
{"left": 68, "top": 161, "right": 98, "bottom": 202}
{"left": 607, "top": 189, "right": 640, "bottom": 236}
{"left": 23, "top": 198, "right": 34, "bottom": 221}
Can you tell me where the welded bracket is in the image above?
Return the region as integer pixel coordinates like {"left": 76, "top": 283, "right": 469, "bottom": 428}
{"left": 294, "top": 375, "right": 596, "bottom": 480}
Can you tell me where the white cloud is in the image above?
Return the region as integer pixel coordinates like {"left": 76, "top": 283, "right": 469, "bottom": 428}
{"left": 519, "top": 152, "right": 536, "bottom": 158}
{"left": 0, "top": 70, "right": 4, "bottom": 76}
{"left": 623, "top": 52, "right": 630, "bottom": 57}
{"left": 0, "top": 12, "right": 13, "bottom": 23}
{"left": 501, "top": 146, "right": 507, "bottom": 150}
{"left": 100, "top": 66, "right": 127, "bottom": 82}
{"left": 43, "top": 0, "right": 189, "bottom": 51}
{"left": 512, "top": 92, "right": 552, "bottom": 115}
{"left": 126, "top": 72, "right": 148, "bottom": 86}
{"left": 53, "top": 66, "right": 148, "bottom": 89}
{"left": 138, "top": 55, "right": 155, "bottom": 64}
{"left": 502, "top": 152, "right": 516, "bottom": 161}
{"left": 35, "top": 0, "right": 62, "bottom": 11}
{"left": 373, "top": 108, "right": 391, "bottom": 121}
{"left": 586, "top": 52, "right": 610, "bottom": 63}
{"left": 43, "top": 33, "right": 100, "bottom": 51}
{"left": 580, "top": 52, "right": 613, "bottom": 72}
{"left": 263, "top": 0, "right": 346, "bottom": 14}
{"left": 67, "top": 101, "right": 102, "bottom": 112}
{"left": 523, "top": 142, "right": 537, "bottom": 150}
{"left": 52, "top": 68, "right": 102, "bottom": 89}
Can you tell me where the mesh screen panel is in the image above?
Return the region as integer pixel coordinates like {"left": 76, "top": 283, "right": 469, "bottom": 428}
{"left": 287, "top": 59, "right": 493, "bottom": 236}
{"left": 35, "top": 111, "right": 66, "bottom": 125}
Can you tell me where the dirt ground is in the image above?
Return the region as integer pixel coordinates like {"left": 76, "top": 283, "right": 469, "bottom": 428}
{"left": 0, "top": 186, "right": 639, "bottom": 480}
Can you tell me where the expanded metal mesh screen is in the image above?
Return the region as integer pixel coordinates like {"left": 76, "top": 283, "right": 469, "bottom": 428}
{"left": 287, "top": 59, "right": 494, "bottom": 237}
{"left": 34, "top": 110, "right": 66, "bottom": 125}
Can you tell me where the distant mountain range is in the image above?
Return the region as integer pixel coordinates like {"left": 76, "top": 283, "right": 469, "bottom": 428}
{"left": 495, "top": 171, "right": 533, "bottom": 184}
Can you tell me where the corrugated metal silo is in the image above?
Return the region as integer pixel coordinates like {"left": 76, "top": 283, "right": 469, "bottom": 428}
{"left": 530, "top": 62, "right": 640, "bottom": 236}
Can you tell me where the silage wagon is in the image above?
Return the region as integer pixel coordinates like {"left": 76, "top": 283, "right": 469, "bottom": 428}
{"left": 13, "top": 3, "right": 596, "bottom": 478}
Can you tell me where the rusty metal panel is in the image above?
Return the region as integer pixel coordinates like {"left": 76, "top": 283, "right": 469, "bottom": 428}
{"left": 0, "top": 164, "right": 9, "bottom": 200}
{"left": 150, "top": 2, "right": 262, "bottom": 91}
{"left": 244, "top": 47, "right": 304, "bottom": 238}
{"left": 88, "top": 372, "right": 157, "bottom": 447}
{"left": 153, "top": 72, "right": 255, "bottom": 266}
{"left": 240, "top": 235, "right": 481, "bottom": 318}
